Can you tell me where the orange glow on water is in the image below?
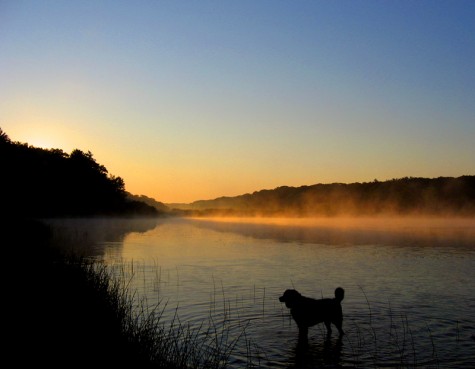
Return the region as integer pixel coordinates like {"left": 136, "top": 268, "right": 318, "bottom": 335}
{"left": 189, "top": 215, "right": 475, "bottom": 229}
{"left": 189, "top": 216, "right": 475, "bottom": 245}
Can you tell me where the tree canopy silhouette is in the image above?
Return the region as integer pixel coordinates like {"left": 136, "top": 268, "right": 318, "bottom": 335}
{"left": 184, "top": 176, "right": 475, "bottom": 217}
{"left": 0, "top": 128, "right": 159, "bottom": 217}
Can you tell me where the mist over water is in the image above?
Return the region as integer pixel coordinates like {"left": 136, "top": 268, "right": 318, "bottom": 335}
{"left": 48, "top": 217, "right": 475, "bottom": 368}
{"left": 190, "top": 216, "right": 475, "bottom": 248}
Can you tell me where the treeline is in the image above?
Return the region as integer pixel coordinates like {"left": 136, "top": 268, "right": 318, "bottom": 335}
{"left": 183, "top": 176, "right": 475, "bottom": 217}
{"left": 0, "top": 128, "right": 162, "bottom": 218}
{"left": 126, "top": 193, "right": 169, "bottom": 213}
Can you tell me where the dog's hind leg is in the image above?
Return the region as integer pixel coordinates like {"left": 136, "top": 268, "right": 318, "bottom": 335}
{"left": 298, "top": 325, "right": 308, "bottom": 339}
{"left": 324, "top": 321, "right": 332, "bottom": 336}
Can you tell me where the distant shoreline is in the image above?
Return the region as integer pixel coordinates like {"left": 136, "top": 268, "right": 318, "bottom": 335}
{"left": 168, "top": 176, "right": 475, "bottom": 218}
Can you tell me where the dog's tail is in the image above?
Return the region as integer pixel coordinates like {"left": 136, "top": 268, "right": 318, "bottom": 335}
{"left": 335, "top": 287, "right": 345, "bottom": 302}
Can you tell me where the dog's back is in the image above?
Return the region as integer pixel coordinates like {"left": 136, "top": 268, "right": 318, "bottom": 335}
{"left": 290, "top": 292, "right": 342, "bottom": 327}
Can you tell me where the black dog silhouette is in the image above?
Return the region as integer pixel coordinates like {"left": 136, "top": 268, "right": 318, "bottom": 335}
{"left": 279, "top": 288, "right": 345, "bottom": 339}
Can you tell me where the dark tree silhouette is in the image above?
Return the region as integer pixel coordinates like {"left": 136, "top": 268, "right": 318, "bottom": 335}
{"left": 0, "top": 127, "right": 10, "bottom": 143}
{"left": 185, "top": 176, "right": 475, "bottom": 217}
{"left": 0, "top": 128, "right": 159, "bottom": 218}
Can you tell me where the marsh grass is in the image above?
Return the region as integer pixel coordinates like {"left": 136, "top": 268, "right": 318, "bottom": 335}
{"left": 340, "top": 295, "right": 443, "bottom": 369}
{"left": 66, "top": 258, "right": 254, "bottom": 368}
{"left": 5, "top": 219, "right": 251, "bottom": 369}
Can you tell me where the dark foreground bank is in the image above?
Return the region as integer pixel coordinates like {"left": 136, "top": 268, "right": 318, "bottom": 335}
{"left": 4, "top": 219, "right": 228, "bottom": 368}
{"left": 4, "top": 219, "right": 157, "bottom": 367}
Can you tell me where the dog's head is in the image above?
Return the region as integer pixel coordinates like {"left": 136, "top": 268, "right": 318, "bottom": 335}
{"left": 279, "top": 289, "right": 302, "bottom": 309}
{"left": 335, "top": 287, "right": 345, "bottom": 302}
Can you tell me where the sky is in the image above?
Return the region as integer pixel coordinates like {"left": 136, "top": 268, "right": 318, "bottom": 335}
{"left": 1, "top": 1, "right": 474, "bottom": 203}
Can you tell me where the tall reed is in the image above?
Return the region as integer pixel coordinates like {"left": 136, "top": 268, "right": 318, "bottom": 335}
{"left": 72, "top": 258, "right": 253, "bottom": 368}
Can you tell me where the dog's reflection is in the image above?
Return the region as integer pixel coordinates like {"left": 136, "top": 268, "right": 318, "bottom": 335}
{"left": 292, "top": 334, "right": 343, "bottom": 368}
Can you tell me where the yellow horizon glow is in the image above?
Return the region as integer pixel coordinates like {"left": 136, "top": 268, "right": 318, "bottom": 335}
{"left": 4, "top": 125, "right": 473, "bottom": 204}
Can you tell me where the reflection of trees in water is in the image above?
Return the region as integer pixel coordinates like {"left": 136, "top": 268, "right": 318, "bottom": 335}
{"left": 192, "top": 218, "right": 475, "bottom": 249}
{"left": 47, "top": 218, "right": 160, "bottom": 257}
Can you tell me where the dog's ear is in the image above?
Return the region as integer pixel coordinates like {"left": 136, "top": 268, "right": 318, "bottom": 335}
{"left": 290, "top": 289, "right": 301, "bottom": 298}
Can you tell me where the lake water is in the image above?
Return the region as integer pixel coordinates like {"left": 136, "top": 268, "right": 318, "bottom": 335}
{"left": 49, "top": 217, "right": 475, "bottom": 368}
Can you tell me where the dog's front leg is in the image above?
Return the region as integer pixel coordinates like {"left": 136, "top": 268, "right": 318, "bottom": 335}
{"left": 334, "top": 318, "right": 344, "bottom": 336}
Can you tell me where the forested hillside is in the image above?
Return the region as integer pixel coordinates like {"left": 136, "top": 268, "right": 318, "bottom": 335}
{"left": 184, "top": 176, "right": 475, "bottom": 217}
{"left": 0, "top": 128, "right": 161, "bottom": 218}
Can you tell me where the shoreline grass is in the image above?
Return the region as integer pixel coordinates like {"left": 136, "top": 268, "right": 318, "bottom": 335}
{"left": 4, "top": 218, "right": 246, "bottom": 368}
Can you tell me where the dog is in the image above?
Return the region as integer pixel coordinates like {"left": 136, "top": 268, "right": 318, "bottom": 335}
{"left": 279, "top": 288, "right": 345, "bottom": 339}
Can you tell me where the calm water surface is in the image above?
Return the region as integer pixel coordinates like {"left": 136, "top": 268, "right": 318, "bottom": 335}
{"left": 51, "top": 217, "right": 475, "bottom": 368}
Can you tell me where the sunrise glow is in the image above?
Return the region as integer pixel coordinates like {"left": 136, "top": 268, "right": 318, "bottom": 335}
{"left": 2, "top": 1, "right": 474, "bottom": 203}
